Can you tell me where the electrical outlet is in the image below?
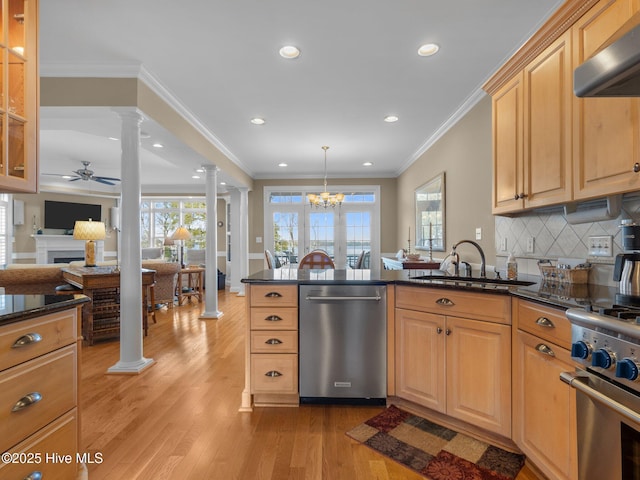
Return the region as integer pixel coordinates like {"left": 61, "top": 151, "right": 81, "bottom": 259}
{"left": 475, "top": 227, "right": 482, "bottom": 240}
{"left": 526, "top": 237, "right": 535, "bottom": 253}
{"left": 588, "top": 235, "right": 612, "bottom": 257}
{"left": 256, "top": 236, "right": 262, "bottom": 244}
{"left": 500, "top": 238, "right": 507, "bottom": 251}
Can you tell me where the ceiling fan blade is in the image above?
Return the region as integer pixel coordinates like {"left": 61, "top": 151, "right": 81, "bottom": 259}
{"left": 93, "top": 178, "right": 116, "bottom": 186}
{"left": 68, "top": 177, "right": 83, "bottom": 182}
{"left": 94, "top": 176, "right": 121, "bottom": 182}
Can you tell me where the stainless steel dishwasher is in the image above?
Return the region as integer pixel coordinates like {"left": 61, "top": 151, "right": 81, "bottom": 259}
{"left": 299, "top": 284, "right": 386, "bottom": 405}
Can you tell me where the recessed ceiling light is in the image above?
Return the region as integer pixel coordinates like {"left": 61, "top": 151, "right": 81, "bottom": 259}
{"left": 108, "top": 137, "right": 118, "bottom": 141}
{"left": 220, "top": 181, "right": 227, "bottom": 185}
{"left": 152, "top": 143, "right": 164, "bottom": 148}
{"left": 278, "top": 163, "right": 288, "bottom": 167}
{"left": 363, "top": 162, "right": 373, "bottom": 167}
{"left": 250, "top": 117, "right": 265, "bottom": 125}
{"left": 279, "top": 45, "right": 300, "bottom": 59}
{"left": 192, "top": 175, "right": 201, "bottom": 179}
{"left": 195, "top": 168, "right": 205, "bottom": 173}
{"left": 418, "top": 43, "right": 439, "bottom": 57}
{"left": 384, "top": 115, "right": 399, "bottom": 123}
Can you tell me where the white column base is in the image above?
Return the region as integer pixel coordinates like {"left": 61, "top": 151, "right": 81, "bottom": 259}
{"left": 199, "top": 310, "right": 224, "bottom": 319}
{"left": 235, "top": 292, "right": 246, "bottom": 297}
{"left": 106, "top": 357, "right": 155, "bottom": 375}
{"left": 239, "top": 389, "right": 253, "bottom": 412}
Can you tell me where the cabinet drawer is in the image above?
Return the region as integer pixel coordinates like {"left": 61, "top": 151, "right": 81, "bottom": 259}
{"left": 250, "top": 307, "right": 298, "bottom": 330}
{"left": 515, "top": 299, "right": 571, "bottom": 349}
{"left": 251, "top": 330, "right": 298, "bottom": 353}
{"left": 0, "top": 345, "right": 77, "bottom": 453}
{"left": 251, "top": 354, "right": 298, "bottom": 394}
{"left": 0, "top": 309, "right": 77, "bottom": 371}
{"left": 0, "top": 409, "right": 79, "bottom": 480}
{"left": 396, "top": 286, "right": 511, "bottom": 324}
{"left": 250, "top": 284, "right": 298, "bottom": 308}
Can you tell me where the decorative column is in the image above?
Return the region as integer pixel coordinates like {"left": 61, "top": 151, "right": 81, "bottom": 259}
{"left": 229, "top": 188, "right": 241, "bottom": 294}
{"left": 238, "top": 186, "right": 249, "bottom": 297}
{"left": 107, "top": 109, "right": 154, "bottom": 374}
{"left": 200, "top": 164, "right": 223, "bottom": 319}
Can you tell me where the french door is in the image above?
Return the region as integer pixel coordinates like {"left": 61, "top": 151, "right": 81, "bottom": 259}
{"left": 265, "top": 187, "right": 379, "bottom": 269}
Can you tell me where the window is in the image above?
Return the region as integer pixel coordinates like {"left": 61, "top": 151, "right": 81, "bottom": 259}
{"left": 140, "top": 198, "right": 207, "bottom": 249}
{"left": 264, "top": 186, "right": 379, "bottom": 269}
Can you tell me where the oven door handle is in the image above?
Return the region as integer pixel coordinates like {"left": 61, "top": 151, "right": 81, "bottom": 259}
{"left": 561, "top": 371, "right": 640, "bottom": 426}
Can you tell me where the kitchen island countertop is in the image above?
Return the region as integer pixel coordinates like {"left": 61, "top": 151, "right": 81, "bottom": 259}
{"left": 242, "top": 268, "right": 619, "bottom": 311}
{"left": 0, "top": 294, "right": 89, "bottom": 328}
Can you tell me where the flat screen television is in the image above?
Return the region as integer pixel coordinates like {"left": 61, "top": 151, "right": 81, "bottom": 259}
{"left": 44, "top": 200, "right": 102, "bottom": 231}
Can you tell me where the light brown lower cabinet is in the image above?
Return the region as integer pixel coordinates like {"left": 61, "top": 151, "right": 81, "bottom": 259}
{"left": 513, "top": 299, "right": 577, "bottom": 480}
{"left": 395, "top": 286, "right": 512, "bottom": 438}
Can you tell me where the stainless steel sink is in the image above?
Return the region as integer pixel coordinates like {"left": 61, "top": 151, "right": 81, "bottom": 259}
{"left": 412, "top": 274, "right": 536, "bottom": 287}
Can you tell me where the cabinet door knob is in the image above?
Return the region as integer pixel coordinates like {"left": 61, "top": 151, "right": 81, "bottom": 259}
{"left": 436, "top": 327, "right": 443, "bottom": 334}
{"left": 514, "top": 193, "right": 520, "bottom": 200}
{"left": 12, "top": 332, "right": 42, "bottom": 348}
{"left": 445, "top": 328, "right": 452, "bottom": 336}
{"left": 265, "top": 370, "right": 283, "bottom": 377}
{"left": 634, "top": 163, "right": 640, "bottom": 173}
{"left": 519, "top": 192, "right": 527, "bottom": 198}
{"left": 535, "top": 317, "right": 555, "bottom": 328}
{"left": 535, "top": 343, "right": 555, "bottom": 357}
{"left": 11, "top": 392, "right": 42, "bottom": 412}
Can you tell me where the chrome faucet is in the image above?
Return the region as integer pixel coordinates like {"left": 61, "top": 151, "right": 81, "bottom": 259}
{"left": 451, "top": 240, "right": 486, "bottom": 278}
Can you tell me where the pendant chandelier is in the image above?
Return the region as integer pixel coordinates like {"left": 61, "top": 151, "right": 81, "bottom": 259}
{"left": 307, "top": 146, "right": 344, "bottom": 208}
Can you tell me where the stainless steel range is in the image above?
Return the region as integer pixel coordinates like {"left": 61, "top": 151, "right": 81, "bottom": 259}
{"left": 563, "top": 305, "right": 640, "bottom": 480}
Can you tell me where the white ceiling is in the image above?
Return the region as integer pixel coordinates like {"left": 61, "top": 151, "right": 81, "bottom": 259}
{"left": 38, "top": 0, "right": 564, "bottom": 193}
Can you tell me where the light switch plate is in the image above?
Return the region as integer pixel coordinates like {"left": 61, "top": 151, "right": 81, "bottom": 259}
{"left": 588, "top": 235, "right": 612, "bottom": 257}
{"left": 526, "top": 237, "right": 535, "bottom": 253}
{"left": 475, "top": 228, "right": 482, "bottom": 240}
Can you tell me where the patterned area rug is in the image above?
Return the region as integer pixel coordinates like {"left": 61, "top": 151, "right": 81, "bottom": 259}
{"left": 347, "top": 405, "right": 525, "bottom": 480}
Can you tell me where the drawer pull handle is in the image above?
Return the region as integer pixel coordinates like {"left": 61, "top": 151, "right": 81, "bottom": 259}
{"left": 12, "top": 333, "right": 43, "bottom": 348}
{"left": 535, "top": 343, "right": 555, "bottom": 357}
{"left": 265, "top": 292, "right": 283, "bottom": 298}
{"left": 265, "top": 370, "right": 283, "bottom": 377}
{"left": 23, "top": 472, "right": 42, "bottom": 480}
{"left": 436, "top": 297, "right": 454, "bottom": 306}
{"left": 535, "top": 317, "right": 555, "bottom": 328}
{"left": 265, "top": 338, "right": 283, "bottom": 345}
{"left": 12, "top": 392, "right": 43, "bottom": 412}
{"left": 265, "top": 315, "right": 283, "bottom": 322}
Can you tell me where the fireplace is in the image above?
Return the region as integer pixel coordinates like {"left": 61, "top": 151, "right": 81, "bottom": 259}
{"left": 32, "top": 235, "right": 104, "bottom": 264}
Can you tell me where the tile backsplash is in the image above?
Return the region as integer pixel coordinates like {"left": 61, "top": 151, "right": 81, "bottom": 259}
{"left": 494, "top": 195, "right": 640, "bottom": 287}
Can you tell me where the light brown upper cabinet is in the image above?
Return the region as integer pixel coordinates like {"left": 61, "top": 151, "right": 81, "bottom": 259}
{"left": 572, "top": 0, "right": 640, "bottom": 200}
{"left": 486, "top": 0, "right": 640, "bottom": 214}
{"left": 0, "top": 0, "right": 39, "bottom": 193}
{"left": 492, "top": 74, "right": 524, "bottom": 213}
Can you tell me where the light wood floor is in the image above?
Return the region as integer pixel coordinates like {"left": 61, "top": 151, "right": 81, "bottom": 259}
{"left": 80, "top": 289, "right": 541, "bottom": 480}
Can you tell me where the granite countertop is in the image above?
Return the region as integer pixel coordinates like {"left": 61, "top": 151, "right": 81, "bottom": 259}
{"left": 0, "top": 294, "right": 90, "bottom": 328}
{"left": 242, "top": 268, "right": 620, "bottom": 310}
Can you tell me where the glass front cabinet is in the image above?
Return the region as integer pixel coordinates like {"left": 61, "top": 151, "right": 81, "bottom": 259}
{"left": 0, "top": 0, "right": 38, "bottom": 192}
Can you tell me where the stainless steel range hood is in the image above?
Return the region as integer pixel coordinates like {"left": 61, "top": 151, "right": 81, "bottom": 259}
{"left": 574, "top": 16, "right": 640, "bottom": 97}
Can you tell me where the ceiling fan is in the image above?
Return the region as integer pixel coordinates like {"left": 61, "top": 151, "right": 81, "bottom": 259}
{"left": 43, "top": 161, "right": 121, "bottom": 186}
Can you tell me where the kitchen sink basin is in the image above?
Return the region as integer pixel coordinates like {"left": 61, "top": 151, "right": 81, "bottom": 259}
{"left": 412, "top": 274, "right": 536, "bottom": 288}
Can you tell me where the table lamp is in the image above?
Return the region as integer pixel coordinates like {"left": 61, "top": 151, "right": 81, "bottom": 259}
{"left": 73, "top": 219, "right": 106, "bottom": 267}
{"left": 171, "top": 226, "right": 192, "bottom": 268}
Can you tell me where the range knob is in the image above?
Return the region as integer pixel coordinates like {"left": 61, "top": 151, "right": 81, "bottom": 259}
{"left": 571, "top": 341, "right": 592, "bottom": 360}
{"left": 616, "top": 358, "right": 640, "bottom": 381}
{"left": 592, "top": 348, "right": 616, "bottom": 369}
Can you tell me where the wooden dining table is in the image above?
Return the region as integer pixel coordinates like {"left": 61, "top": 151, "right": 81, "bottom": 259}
{"left": 62, "top": 266, "right": 156, "bottom": 345}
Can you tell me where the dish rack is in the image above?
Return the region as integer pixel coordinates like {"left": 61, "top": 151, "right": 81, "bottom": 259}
{"left": 538, "top": 260, "right": 591, "bottom": 284}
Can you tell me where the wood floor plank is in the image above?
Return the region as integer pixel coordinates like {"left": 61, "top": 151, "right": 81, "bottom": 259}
{"left": 79, "top": 288, "right": 541, "bottom": 480}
